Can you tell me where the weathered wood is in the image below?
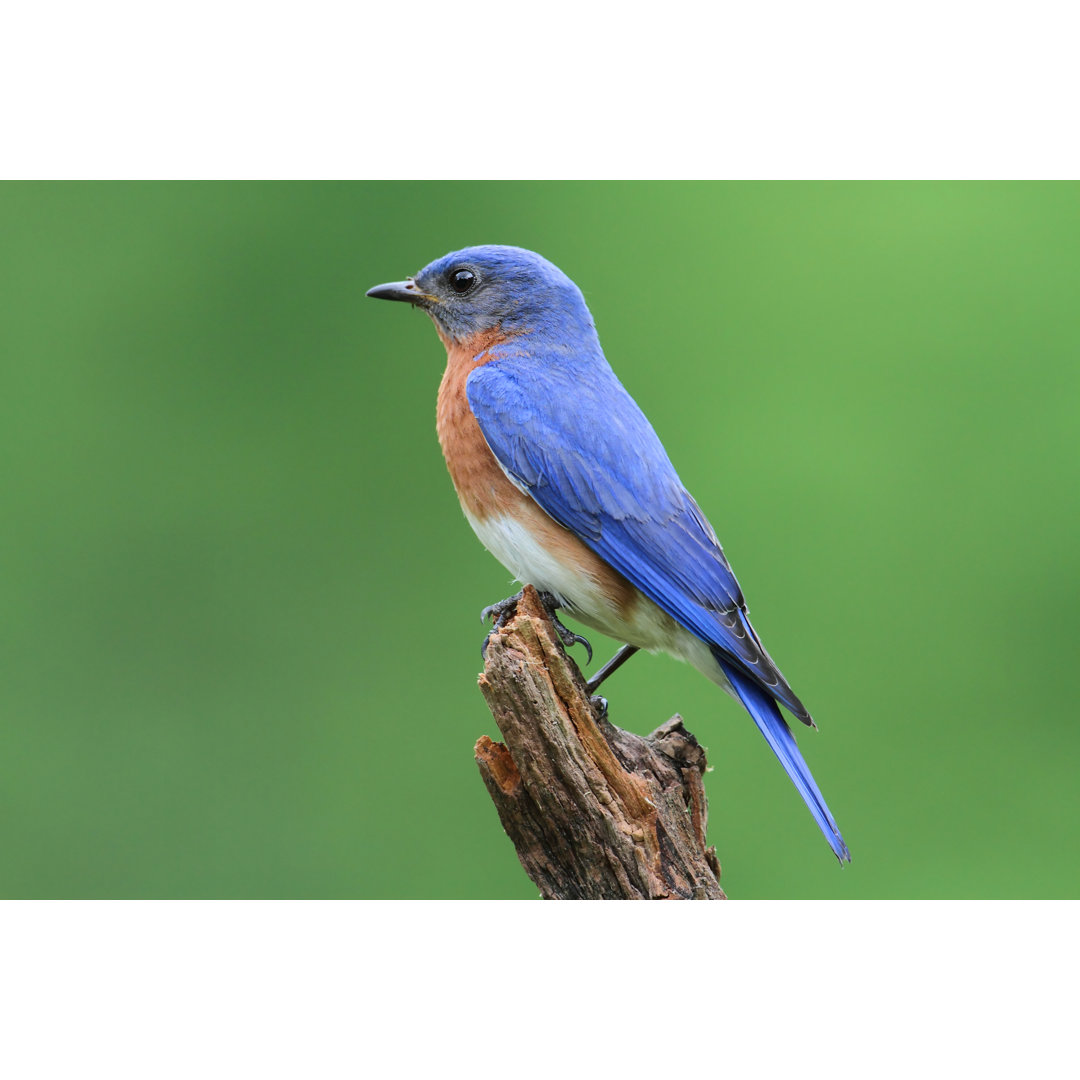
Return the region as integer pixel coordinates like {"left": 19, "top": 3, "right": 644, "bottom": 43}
{"left": 475, "top": 585, "right": 725, "bottom": 900}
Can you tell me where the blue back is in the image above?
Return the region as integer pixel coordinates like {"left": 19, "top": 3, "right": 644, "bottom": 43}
{"left": 467, "top": 342, "right": 810, "bottom": 721}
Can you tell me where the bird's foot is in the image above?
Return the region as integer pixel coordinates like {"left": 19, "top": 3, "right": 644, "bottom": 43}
{"left": 590, "top": 695, "right": 609, "bottom": 720}
{"left": 479, "top": 588, "right": 593, "bottom": 664}
{"left": 536, "top": 591, "right": 593, "bottom": 665}
{"left": 480, "top": 589, "right": 525, "bottom": 658}
{"left": 480, "top": 591, "right": 524, "bottom": 632}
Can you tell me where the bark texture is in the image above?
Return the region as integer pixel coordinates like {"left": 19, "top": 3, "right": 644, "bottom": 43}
{"left": 474, "top": 585, "right": 725, "bottom": 900}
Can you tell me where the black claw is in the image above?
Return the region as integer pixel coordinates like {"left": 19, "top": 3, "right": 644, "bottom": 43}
{"left": 480, "top": 589, "right": 526, "bottom": 658}
{"left": 535, "top": 590, "right": 593, "bottom": 663}
{"left": 562, "top": 627, "right": 593, "bottom": 664}
{"left": 480, "top": 589, "right": 524, "bottom": 630}
{"left": 590, "top": 695, "right": 608, "bottom": 720}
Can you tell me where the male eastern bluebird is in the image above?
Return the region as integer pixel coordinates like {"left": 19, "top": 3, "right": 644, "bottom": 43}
{"left": 368, "top": 245, "right": 850, "bottom": 863}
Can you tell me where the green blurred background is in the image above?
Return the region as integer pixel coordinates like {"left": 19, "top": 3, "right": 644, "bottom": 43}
{"left": 2, "top": 182, "right": 1077, "bottom": 898}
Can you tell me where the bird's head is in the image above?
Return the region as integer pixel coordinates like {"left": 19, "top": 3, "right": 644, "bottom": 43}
{"left": 366, "top": 245, "right": 596, "bottom": 347}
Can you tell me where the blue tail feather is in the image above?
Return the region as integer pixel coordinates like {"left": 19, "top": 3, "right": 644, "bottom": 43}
{"left": 718, "top": 657, "right": 851, "bottom": 863}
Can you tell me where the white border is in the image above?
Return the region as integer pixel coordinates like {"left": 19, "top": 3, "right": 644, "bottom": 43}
{"left": 2, "top": 2, "right": 1078, "bottom": 177}
{"left": 0, "top": 902, "right": 1073, "bottom": 1077}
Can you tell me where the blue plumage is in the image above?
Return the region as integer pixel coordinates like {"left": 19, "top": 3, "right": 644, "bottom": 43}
{"left": 368, "top": 244, "right": 850, "bottom": 863}
{"left": 467, "top": 346, "right": 809, "bottom": 721}
{"left": 469, "top": 344, "right": 851, "bottom": 862}
{"left": 718, "top": 658, "right": 851, "bottom": 862}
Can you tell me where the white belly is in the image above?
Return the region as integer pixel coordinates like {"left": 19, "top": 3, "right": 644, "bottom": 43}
{"left": 463, "top": 508, "right": 737, "bottom": 701}
{"left": 464, "top": 508, "right": 612, "bottom": 620}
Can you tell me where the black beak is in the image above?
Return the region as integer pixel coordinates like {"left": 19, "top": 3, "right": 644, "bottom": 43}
{"left": 366, "top": 279, "right": 431, "bottom": 305}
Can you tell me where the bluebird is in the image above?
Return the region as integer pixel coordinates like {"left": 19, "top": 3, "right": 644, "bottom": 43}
{"left": 368, "top": 245, "right": 850, "bottom": 863}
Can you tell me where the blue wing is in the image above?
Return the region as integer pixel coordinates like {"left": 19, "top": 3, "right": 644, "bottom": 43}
{"left": 466, "top": 346, "right": 811, "bottom": 723}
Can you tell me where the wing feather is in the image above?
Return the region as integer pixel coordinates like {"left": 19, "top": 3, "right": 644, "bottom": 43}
{"left": 467, "top": 350, "right": 811, "bottom": 722}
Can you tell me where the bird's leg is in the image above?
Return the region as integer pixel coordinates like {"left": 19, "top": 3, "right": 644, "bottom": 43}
{"left": 480, "top": 588, "right": 593, "bottom": 664}
{"left": 585, "top": 644, "right": 640, "bottom": 692}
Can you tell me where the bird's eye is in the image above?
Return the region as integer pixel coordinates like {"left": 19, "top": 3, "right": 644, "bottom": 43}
{"left": 449, "top": 268, "right": 476, "bottom": 294}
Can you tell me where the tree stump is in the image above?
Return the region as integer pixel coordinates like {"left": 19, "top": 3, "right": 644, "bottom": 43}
{"left": 474, "top": 585, "right": 725, "bottom": 899}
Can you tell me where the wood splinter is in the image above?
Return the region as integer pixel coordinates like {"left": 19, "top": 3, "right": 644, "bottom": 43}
{"left": 474, "top": 585, "right": 726, "bottom": 900}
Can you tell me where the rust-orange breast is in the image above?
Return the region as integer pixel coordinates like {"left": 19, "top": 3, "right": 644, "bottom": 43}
{"left": 434, "top": 330, "right": 518, "bottom": 523}
{"left": 434, "top": 330, "right": 638, "bottom": 617}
